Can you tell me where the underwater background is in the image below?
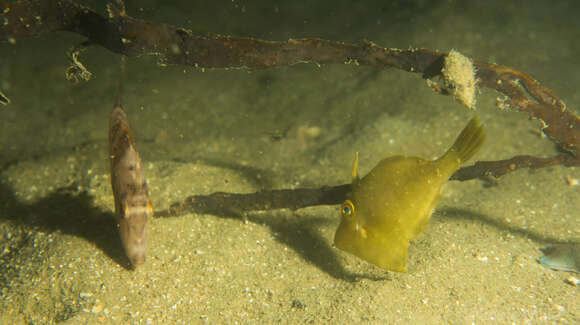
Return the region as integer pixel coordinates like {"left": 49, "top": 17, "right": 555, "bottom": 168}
{"left": 1, "top": 0, "right": 579, "bottom": 323}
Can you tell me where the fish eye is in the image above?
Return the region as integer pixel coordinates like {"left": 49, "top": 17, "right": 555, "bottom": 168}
{"left": 341, "top": 200, "right": 355, "bottom": 217}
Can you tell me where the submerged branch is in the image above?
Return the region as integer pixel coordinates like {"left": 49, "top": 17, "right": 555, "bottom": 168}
{"left": 2, "top": 0, "right": 579, "bottom": 215}
{"left": 160, "top": 154, "right": 579, "bottom": 217}
{"left": 450, "top": 154, "right": 580, "bottom": 181}
{"left": 2, "top": 0, "right": 578, "bottom": 158}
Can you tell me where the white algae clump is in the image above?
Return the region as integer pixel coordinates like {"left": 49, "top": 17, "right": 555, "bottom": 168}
{"left": 442, "top": 49, "right": 478, "bottom": 110}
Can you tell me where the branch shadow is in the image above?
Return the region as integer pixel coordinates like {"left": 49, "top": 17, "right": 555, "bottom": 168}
{"left": 436, "top": 207, "right": 580, "bottom": 272}
{"left": 0, "top": 175, "right": 133, "bottom": 270}
{"left": 438, "top": 207, "right": 573, "bottom": 245}
{"left": 162, "top": 188, "right": 579, "bottom": 280}
{"left": 249, "top": 212, "right": 388, "bottom": 282}
{"left": 161, "top": 196, "right": 388, "bottom": 282}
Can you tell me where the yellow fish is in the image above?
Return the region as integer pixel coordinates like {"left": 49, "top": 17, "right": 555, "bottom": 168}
{"left": 334, "top": 117, "right": 485, "bottom": 272}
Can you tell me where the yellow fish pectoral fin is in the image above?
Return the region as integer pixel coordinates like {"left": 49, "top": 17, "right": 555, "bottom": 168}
{"left": 334, "top": 223, "right": 409, "bottom": 272}
{"left": 352, "top": 152, "right": 360, "bottom": 184}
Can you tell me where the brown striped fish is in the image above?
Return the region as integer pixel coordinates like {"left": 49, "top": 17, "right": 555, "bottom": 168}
{"left": 109, "top": 95, "right": 152, "bottom": 268}
{"left": 0, "top": 89, "right": 10, "bottom": 105}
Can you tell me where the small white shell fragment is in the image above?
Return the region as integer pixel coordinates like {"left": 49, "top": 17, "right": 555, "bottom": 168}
{"left": 564, "top": 175, "right": 578, "bottom": 186}
{"left": 564, "top": 276, "right": 579, "bottom": 286}
{"left": 80, "top": 292, "right": 93, "bottom": 298}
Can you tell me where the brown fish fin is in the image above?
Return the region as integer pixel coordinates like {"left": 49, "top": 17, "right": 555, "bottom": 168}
{"left": 113, "top": 55, "right": 127, "bottom": 109}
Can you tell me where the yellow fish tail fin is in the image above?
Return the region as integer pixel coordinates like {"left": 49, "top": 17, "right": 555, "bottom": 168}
{"left": 445, "top": 116, "right": 486, "bottom": 165}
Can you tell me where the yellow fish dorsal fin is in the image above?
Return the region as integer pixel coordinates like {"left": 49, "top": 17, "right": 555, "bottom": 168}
{"left": 351, "top": 152, "right": 360, "bottom": 184}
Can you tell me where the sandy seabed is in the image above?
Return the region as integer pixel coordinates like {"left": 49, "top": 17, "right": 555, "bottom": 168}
{"left": 1, "top": 1, "right": 578, "bottom": 323}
